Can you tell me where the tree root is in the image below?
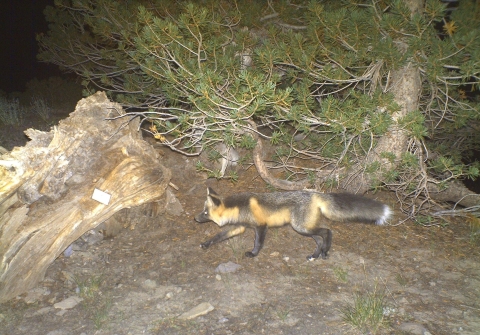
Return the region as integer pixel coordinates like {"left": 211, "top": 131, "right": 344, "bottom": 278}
{"left": 248, "top": 121, "right": 310, "bottom": 191}
{"left": 428, "top": 180, "right": 480, "bottom": 210}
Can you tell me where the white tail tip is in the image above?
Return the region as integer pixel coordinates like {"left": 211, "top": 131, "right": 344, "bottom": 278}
{"left": 375, "top": 205, "right": 391, "bottom": 225}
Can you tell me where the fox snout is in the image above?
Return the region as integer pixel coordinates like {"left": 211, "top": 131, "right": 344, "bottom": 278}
{"left": 195, "top": 210, "right": 210, "bottom": 223}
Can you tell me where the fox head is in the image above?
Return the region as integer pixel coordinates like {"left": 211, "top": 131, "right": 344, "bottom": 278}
{"left": 194, "top": 187, "right": 223, "bottom": 224}
{"left": 195, "top": 187, "right": 240, "bottom": 227}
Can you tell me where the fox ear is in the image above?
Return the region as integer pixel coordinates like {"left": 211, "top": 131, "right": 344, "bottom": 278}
{"left": 206, "top": 195, "right": 222, "bottom": 207}
{"left": 206, "top": 188, "right": 222, "bottom": 207}
{"left": 207, "top": 187, "right": 218, "bottom": 196}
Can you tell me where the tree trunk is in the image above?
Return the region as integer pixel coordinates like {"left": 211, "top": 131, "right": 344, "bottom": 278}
{"left": 338, "top": 62, "right": 420, "bottom": 193}
{"left": 0, "top": 92, "right": 171, "bottom": 303}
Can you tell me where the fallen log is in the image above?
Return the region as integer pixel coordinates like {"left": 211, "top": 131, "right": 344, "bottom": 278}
{"left": 0, "top": 92, "right": 170, "bottom": 302}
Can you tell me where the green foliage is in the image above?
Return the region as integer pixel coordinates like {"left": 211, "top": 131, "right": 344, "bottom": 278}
{"left": 341, "top": 288, "right": 388, "bottom": 334}
{"left": 239, "top": 134, "right": 256, "bottom": 149}
{"left": 395, "top": 272, "right": 409, "bottom": 287}
{"left": 400, "top": 152, "right": 419, "bottom": 169}
{"left": 74, "top": 274, "right": 112, "bottom": 330}
{"left": 28, "top": 96, "right": 52, "bottom": 122}
{"left": 38, "top": 0, "right": 480, "bottom": 208}
{"left": 467, "top": 216, "right": 480, "bottom": 245}
{"left": 195, "top": 159, "right": 238, "bottom": 182}
{"left": 0, "top": 97, "right": 23, "bottom": 125}
{"left": 428, "top": 156, "right": 480, "bottom": 182}
{"left": 415, "top": 215, "right": 448, "bottom": 227}
{"left": 398, "top": 110, "right": 428, "bottom": 140}
{"left": 382, "top": 168, "right": 399, "bottom": 184}
{"left": 333, "top": 266, "right": 348, "bottom": 283}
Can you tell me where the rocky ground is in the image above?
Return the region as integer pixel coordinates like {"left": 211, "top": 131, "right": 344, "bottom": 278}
{"left": 1, "top": 124, "right": 479, "bottom": 335}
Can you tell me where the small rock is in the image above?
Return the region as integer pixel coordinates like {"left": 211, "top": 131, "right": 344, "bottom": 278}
{"left": 178, "top": 302, "right": 214, "bottom": 320}
{"left": 24, "top": 287, "right": 50, "bottom": 304}
{"left": 82, "top": 229, "right": 104, "bottom": 245}
{"left": 63, "top": 244, "right": 73, "bottom": 257}
{"left": 382, "top": 306, "right": 396, "bottom": 316}
{"left": 215, "top": 261, "right": 241, "bottom": 273}
{"left": 53, "top": 296, "right": 83, "bottom": 310}
{"left": 215, "top": 274, "right": 222, "bottom": 281}
{"left": 46, "top": 331, "right": 68, "bottom": 335}
{"left": 31, "top": 307, "right": 53, "bottom": 317}
{"left": 397, "top": 322, "right": 429, "bottom": 335}
{"left": 165, "top": 189, "right": 184, "bottom": 216}
{"left": 142, "top": 279, "right": 157, "bottom": 290}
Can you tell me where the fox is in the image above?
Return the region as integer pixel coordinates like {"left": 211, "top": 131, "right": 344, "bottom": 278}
{"left": 195, "top": 187, "right": 391, "bottom": 261}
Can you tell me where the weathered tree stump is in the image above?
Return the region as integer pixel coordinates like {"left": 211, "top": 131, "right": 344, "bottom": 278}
{"left": 0, "top": 92, "right": 171, "bottom": 302}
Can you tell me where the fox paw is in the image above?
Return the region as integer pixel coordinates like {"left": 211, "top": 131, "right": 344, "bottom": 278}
{"left": 200, "top": 242, "right": 210, "bottom": 249}
{"left": 307, "top": 254, "right": 328, "bottom": 261}
{"left": 244, "top": 251, "right": 257, "bottom": 258}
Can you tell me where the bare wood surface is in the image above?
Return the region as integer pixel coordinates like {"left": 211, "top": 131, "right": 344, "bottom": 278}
{"left": 0, "top": 92, "right": 170, "bottom": 302}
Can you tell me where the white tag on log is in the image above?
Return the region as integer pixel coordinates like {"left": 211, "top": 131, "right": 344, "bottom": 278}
{"left": 91, "top": 188, "right": 111, "bottom": 205}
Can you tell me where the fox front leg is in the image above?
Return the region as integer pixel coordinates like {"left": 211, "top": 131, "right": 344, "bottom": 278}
{"left": 244, "top": 225, "right": 267, "bottom": 258}
{"left": 200, "top": 226, "right": 246, "bottom": 249}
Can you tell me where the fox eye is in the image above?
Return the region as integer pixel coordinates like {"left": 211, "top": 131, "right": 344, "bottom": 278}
{"left": 204, "top": 210, "right": 208, "bottom": 215}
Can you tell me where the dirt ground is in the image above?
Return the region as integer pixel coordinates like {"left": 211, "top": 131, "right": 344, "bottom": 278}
{"left": 1, "top": 129, "right": 480, "bottom": 335}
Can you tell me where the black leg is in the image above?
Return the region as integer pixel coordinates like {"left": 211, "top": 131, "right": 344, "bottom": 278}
{"left": 306, "top": 228, "right": 332, "bottom": 261}
{"left": 245, "top": 225, "right": 267, "bottom": 258}
{"left": 201, "top": 226, "right": 246, "bottom": 249}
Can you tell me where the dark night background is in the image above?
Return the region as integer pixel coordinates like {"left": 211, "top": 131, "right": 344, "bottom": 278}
{"left": 0, "top": 0, "right": 61, "bottom": 94}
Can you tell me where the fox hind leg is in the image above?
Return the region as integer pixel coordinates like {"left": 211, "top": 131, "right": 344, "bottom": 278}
{"left": 201, "top": 226, "right": 246, "bottom": 249}
{"left": 307, "top": 228, "right": 332, "bottom": 261}
{"left": 245, "top": 225, "right": 267, "bottom": 258}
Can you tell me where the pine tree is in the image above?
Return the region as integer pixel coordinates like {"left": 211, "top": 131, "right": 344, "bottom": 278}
{"left": 38, "top": 0, "right": 480, "bottom": 219}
